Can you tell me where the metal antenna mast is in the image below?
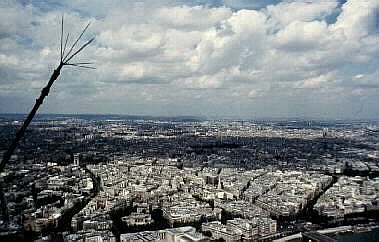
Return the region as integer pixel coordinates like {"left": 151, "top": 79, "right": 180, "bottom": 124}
{"left": 0, "top": 15, "right": 95, "bottom": 224}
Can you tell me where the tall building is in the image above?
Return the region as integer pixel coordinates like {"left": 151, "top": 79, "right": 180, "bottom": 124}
{"left": 73, "top": 153, "right": 80, "bottom": 166}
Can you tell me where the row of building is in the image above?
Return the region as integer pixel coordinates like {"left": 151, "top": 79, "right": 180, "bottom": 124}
{"left": 314, "top": 176, "right": 379, "bottom": 218}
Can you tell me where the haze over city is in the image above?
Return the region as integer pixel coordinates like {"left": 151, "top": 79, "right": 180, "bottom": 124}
{"left": 1, "top": 0, "right": 379, "bottom": 119}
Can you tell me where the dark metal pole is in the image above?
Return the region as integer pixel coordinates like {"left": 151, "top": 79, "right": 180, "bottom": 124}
{"left": 0, "top": 63, "right": 63, "bottom": 172}
{"left": 0, "top": 62, "right": 63, "bottom": 223}
{"left": 0, "top": 16, "right": 94, "bottom": 225}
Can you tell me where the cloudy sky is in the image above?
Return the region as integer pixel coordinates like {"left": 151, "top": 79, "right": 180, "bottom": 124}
{"left": 0, "top": 0, "right": 378, "bottom": 119}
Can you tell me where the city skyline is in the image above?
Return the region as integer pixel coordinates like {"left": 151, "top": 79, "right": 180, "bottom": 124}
{"left": 1, "top": 0, "right": 379, "bottom": 119}
{"left": 1, "top": 113, "right": 378, "bottom": 241}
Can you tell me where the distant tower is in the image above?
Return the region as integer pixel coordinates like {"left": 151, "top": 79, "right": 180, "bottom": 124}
{"left": 73, "top": 153, "right": 80, "bottom": 166}
{"left": 323, "top": 128, "right": 329, "bottom": 149}
{"left": 323, "top": 128, "right": 328, "bottom": 138}
{"left": 217, "top": 175, "right": 222, "bottom": 189}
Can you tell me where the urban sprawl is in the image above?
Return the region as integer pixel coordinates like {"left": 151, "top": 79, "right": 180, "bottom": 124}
{"left": 0, "top": 114, "right": 378, "bottom": 241}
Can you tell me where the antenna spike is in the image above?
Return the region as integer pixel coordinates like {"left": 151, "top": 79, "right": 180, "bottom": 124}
{"left": 64, "top": 38, "right": 94, "bottom": 63}
{"left": 60, "top": 15, "right": 64, "bottom": 62}
{"left": 63, "top": 22, "right": 91, "bottom": 62}
{"left": 70, "top": 62, "right": 94, "bottom": 65}
{"left": 66, "top": 63, "right": 96, "bottom": 69}
{"left": 62, "top": 32, "right": 70, "bottom": 59}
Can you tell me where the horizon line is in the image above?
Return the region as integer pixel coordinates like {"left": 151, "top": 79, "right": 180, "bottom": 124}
{"left": 1, "top": 112, "right": 378, "bottom": 122}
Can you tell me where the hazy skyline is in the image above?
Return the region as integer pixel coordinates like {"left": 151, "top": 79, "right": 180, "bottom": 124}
{"left": 0, "top": 0, "right": 378, "bottom": 119}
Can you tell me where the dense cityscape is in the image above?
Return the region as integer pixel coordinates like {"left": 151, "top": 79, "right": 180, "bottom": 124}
{"left": 0, "top": 114, "right": 378, "bottom": 241}
{"left": 1, "top": 0, "right": 379, "bottom": 241}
